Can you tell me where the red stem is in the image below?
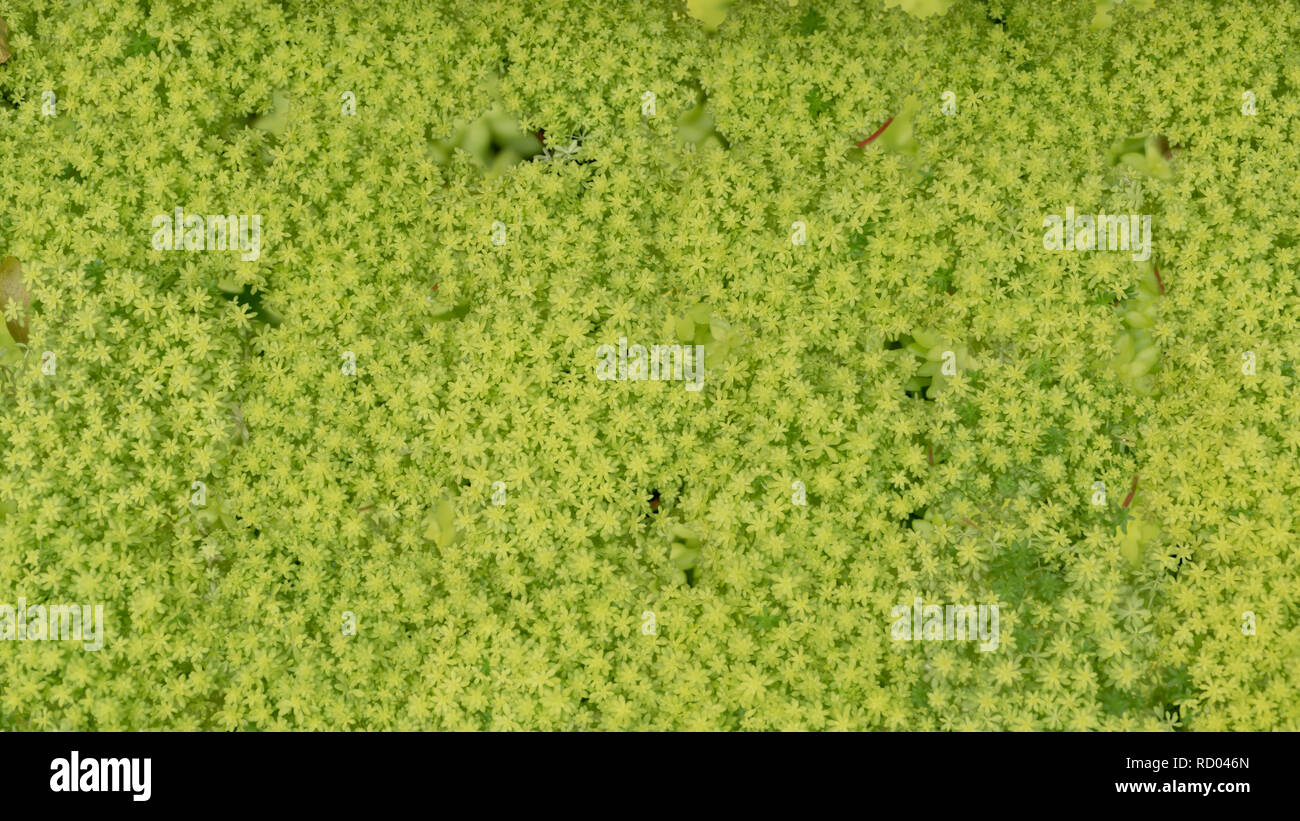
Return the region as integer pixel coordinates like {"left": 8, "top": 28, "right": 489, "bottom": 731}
{"left": 1121, "top": 475, "right": 1138, "bottom": 509}
{"left": 856, "top": 117, "right": 893, "bottom": 148}
{"left": 1153, "top": 265, "right": 1164, "bottom": 295}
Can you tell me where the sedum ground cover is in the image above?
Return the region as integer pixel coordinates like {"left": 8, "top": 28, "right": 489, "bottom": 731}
{"left": 0, "top": 0, "right": 1297, "bottom": 730}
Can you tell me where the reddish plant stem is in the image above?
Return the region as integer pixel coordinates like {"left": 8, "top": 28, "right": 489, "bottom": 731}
{"left": 927, "top": 445, "right": 934, "bottom": 466}
{"left": 1121, "top": 475, "right": 1139, "bottom": 509}
{"left": 856, "top": 117, "right": 893, "bottom": 148}
{"left": 357, "top": 504, "right": 375, "bottom": 512}
{"left": 961, "top": 518, "right": 982, "bottom": 531}
{"left": 1153, "top": 265, "right": 1164, "bottom": 295}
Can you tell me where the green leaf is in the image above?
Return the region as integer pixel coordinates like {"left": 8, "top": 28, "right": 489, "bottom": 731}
{"left": 796, "top": 7, "right": 826, "bottom": 35}
{"left": 805, "top": 86, "right": 832, "bottom": 119}
{"left": 251, "top": 91, "right": 292, "bottom": 137}
{"left": 123, "top": 29, "right": 159, "bottom": 59}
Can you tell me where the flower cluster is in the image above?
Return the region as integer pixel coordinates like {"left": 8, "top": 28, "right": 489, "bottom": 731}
{"left": 0, "top": 0, "right": 1297, "bottom": 731}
